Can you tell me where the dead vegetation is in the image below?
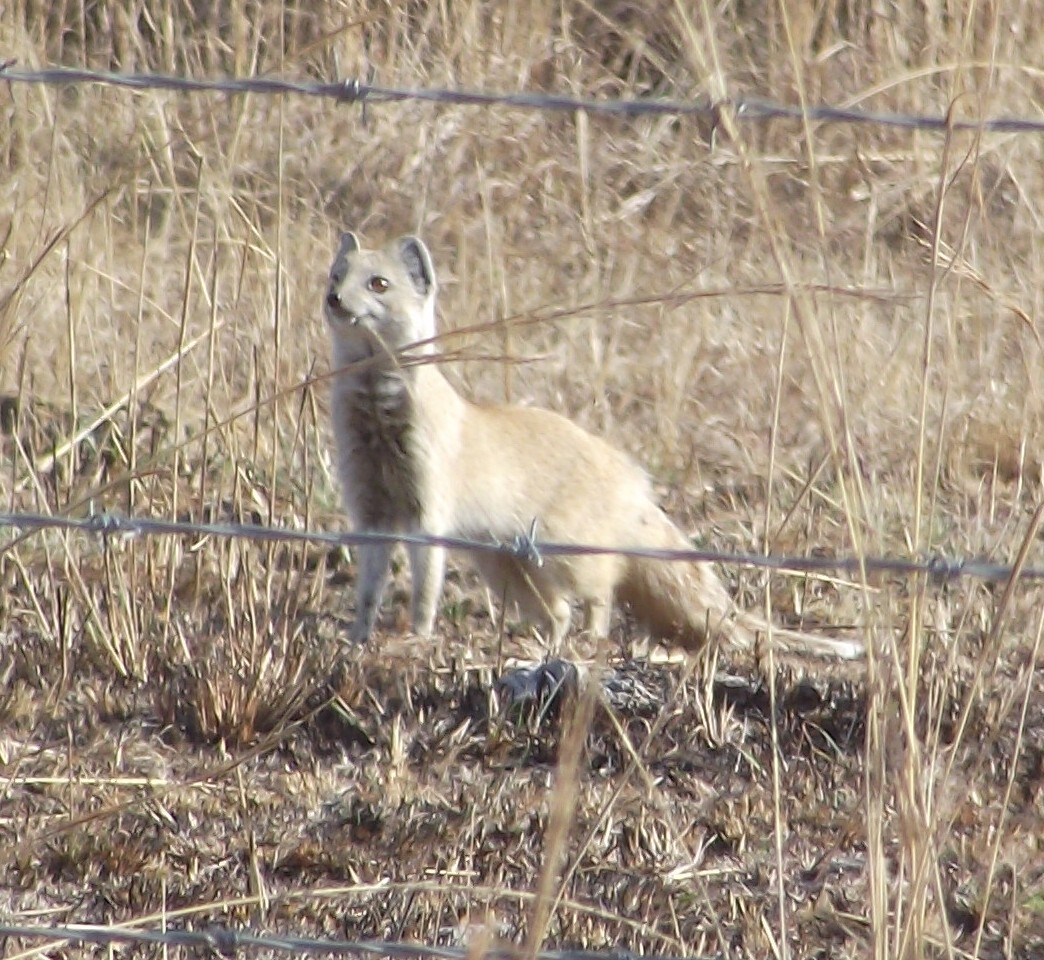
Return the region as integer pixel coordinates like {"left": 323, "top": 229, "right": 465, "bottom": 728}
{"left": 2, "top": 1, "right": 1044, "bottom": 958}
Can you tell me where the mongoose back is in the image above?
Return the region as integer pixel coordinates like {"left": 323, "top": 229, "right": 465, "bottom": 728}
{"left": 324, "top": 232, "right": 862, "bottom": 660}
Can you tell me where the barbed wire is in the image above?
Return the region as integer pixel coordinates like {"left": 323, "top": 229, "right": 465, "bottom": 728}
{"left": 0, "top": 509, "right": 1040, "bottom": 585}
{"left": 0, "top": 923, "right": 709, "bottom": 960}
{"left": 2, "top": 63, "right": 1044, "bottom": 134}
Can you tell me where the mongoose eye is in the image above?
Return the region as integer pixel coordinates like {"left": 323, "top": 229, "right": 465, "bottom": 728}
{"left": 367, "top": 275, "right": 390, "bottom": 294}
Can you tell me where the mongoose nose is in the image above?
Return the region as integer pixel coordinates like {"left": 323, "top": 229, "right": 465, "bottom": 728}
{"left": 326, "top": 290, "right": 342, "bottom": 310}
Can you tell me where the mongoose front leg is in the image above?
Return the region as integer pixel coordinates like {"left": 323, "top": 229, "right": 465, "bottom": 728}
{"left": 407, "top": 542, "right": 446, "bottom": 636}
{"left": 350, "top": 541, "right": 395, "bottom": 643}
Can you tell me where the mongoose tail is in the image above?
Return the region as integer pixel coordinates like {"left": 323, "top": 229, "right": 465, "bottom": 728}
{"left": 617, "top": 502, "right": 864, "bottom": 660}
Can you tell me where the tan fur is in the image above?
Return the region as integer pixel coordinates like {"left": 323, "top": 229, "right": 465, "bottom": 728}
{"left": 324, "top": 233, "right": 863, "bottom": 660}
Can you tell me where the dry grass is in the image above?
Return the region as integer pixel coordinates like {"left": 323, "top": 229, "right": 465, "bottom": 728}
{"left": 2, "top": 1, "right": 1044, "bottom": 957}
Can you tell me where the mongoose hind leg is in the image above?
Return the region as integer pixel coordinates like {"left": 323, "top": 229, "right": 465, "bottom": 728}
{"left": 545, "top": 593, "right": 573, "bottom": 649}
{"left": 582, "top": 597, "right": 612, "bottom": 637}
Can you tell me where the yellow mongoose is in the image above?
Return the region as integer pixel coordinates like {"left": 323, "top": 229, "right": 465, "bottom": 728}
{"left": 324, "top": 233, "right": 862, "bottom": 660}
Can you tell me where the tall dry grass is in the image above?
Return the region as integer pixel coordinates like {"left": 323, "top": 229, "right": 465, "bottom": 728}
{"left": 1, "top": 1, "right": 1043, "bottom": 958}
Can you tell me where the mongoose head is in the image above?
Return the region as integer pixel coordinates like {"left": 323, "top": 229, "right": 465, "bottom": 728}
{"left": 325, "top": 232, "right": 438, "bottom": 359}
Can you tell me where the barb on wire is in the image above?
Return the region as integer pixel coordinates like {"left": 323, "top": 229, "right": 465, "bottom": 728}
{"left": 0, "top": 923, "right": 700, "bottom": 960}
{"left": 2, "top": 64, "right": 1043, "bottom": 134}
{"left": 509, "top": 517, "right": 544, "bottom": 568}
{"left": 0, "top": 510, "right": 1039, "bottom": 585}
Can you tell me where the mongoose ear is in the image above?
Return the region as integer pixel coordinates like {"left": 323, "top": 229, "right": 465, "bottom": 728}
{"left": 330, "top": 231, "right": 360, "bottom": 283}
{"left": 397, "top": 236, "right": 436, "bottom": 296}
{"left": 341, "top": 230, "right": 359, "bottom": 249}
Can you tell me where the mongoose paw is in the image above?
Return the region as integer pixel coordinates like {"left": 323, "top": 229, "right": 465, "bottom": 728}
{"left": 347, "top": 620, "right": 373, "bottom": 645}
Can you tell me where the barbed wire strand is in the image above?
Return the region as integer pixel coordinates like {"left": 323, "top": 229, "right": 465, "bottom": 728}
{"left": 0, "top": 510, "right": 1039, "bottom": 584}
{"left": 0, "top": 923, "right": 705, "bottom": 960}
{"left": 2, "top": 65, "right": 1044, "bottom": 133}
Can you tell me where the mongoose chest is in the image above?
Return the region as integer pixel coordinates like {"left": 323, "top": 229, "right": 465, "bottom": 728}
{"left": 334, "top": 380, "right": 426, "bottom": 531}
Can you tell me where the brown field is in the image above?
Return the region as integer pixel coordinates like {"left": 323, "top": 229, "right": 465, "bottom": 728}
{"left": 2, "top": 1, "right": 1043, "bottom": 958}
